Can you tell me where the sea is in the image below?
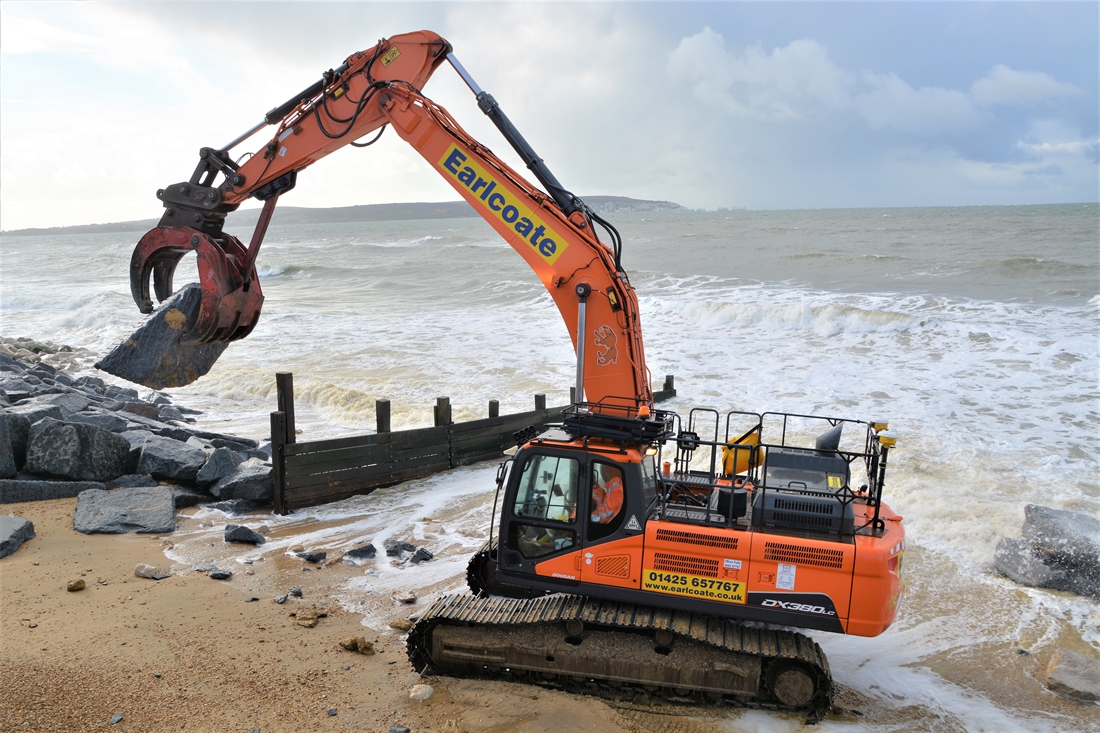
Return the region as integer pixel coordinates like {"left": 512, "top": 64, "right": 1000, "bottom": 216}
{"left": 2, "top": 203, "right": 1098, "bottom": 731}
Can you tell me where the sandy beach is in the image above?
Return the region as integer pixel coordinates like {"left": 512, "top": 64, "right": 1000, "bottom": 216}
{"left": 1, "top": 496, "right": 763, "bottom": 733}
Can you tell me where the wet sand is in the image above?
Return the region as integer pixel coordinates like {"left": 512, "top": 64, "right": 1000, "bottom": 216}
{"left": 0, "top": 497, "right": 745, "bottom": 733}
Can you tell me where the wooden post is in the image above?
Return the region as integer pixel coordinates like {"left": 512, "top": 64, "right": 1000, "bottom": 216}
{"left": 664, "top": 375, "right": 675, "bottom": 392}
{"left": 270, "top": 410, "right": 287, "bottom": 515}
{"left": 570, "top": 386, "right": 576, "bottom": 404}
{"left": 376, "top": 399, "right": 391, "bottom": 433}
{"left": 534, "top": 393, "right": 546, "bottom": 411}
{"left": 275, "top": 372, "right": 296, "bottom": 444}
{"left": 435, "top": 397, "right": 452, "bottom": 426}
{"left": 489, "top": 400, "right": 499, "bottom": 419}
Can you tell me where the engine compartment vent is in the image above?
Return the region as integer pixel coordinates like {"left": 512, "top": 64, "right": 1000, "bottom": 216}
{"left": 652, "top": 552, "right": 720, "bottom": 578}
{"left": 764, "top": 541, "right": 846, "bottom": 569}
{"left": 655, "top": 527, "right": 738, "bottom": 550}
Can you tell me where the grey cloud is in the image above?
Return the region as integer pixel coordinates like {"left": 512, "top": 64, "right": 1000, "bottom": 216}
{"left": 971, "top": 65, "right": 1082, "bottom": 108}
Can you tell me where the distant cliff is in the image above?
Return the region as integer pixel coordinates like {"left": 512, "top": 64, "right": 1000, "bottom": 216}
{"left": 2, "top": 196, "right": 685, "bottom": 237}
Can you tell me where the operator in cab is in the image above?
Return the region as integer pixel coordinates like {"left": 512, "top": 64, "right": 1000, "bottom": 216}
{"left": 591, "top": 463, "right": 624, "bottom": 524}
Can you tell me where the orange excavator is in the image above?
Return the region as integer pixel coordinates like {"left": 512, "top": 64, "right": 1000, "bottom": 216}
{"left": 106, "top": 31, "right": 904, "bottom": 718}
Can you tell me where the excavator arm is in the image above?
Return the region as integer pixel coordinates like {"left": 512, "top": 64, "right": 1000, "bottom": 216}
{"left": 113, "top": 31, "right": 652, "bottom": 408}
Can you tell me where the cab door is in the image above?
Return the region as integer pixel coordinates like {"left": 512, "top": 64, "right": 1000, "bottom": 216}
{"left": 578, "top": 458, "right": 649, "bottom": 590}
{"left": 498, "top": 450, "right": 584, "bottom": 582}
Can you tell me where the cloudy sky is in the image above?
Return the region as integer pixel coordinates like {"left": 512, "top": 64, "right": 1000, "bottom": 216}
{"left": 1, "top": 1, "right": 1096, "bottom": 230}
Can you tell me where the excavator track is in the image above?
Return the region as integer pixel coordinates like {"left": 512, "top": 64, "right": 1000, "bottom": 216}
{"left": 407, "top": 592, "right": 833, "bottom": 720}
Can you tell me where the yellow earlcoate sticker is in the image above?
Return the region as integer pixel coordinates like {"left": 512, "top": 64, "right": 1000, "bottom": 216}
{"left": 380, "top": 47, "right": 401, "bottom": 66}
{"left": 643, "top": 569, "right": 746, "bottom": 604}
{"left": 438, "top": 144, "right": 569, "bottom": 266}
{"left": 827, "top": 474, "right": 843, "bottom": 489}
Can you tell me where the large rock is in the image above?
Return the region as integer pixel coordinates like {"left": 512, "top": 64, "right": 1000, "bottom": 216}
{"left": 994, "top": 537, "right": 1100, "bottom": 601}
{"left": 0, "top": 412, "right": 30, "bottom": 472}
{"left": 66, "top": 411, "right": 129, "bottom": 433}
{"left": 171, "top": 485, "right": 212, "bottom": 509}
{"left": 1023, "top": 504, "right": 1100, "bottom": 571}
{"left": 26, "top": 418, "right": 129, "bottom": 482}
{"left": 210, "top": 458, "right": 272, "bottom": 502}
{"left": 5, "top": 403, "right": 63, "bottom": 426}
{"left": 0, "top": 515, "right": 35, "bottom": 558}
{"left": 224, "top": 524, "right": 265, "bottom": 545}
{"left": 95, "top": 283, "right": 230, "bottom": 389}
{"left": 73, "top": 486, "right": 176, "bottom": 534}
{"left": 0, "top": 479, "right": 106, "bottom": 504}
{"left": 136, "top": 435, "right": 207, "bottom": 482}
{"left": 0, "top": 417, "right": 15, "bottom": 478}
{"left": 15, "top": 392, "right": 90, "bottom": 418}
{"left": 195, "top": 447, "right": 239, "bottom": 488}
{"left": 1045, "top": 649, "right": 1100, "bottom": 701}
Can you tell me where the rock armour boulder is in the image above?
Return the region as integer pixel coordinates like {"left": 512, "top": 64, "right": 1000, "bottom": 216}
{"left": 0, "top": 515, "right": 35, "bottom": 558}
{"left": 26, "top": 417, "right": 129, "bottom": 482}
{"left": 210, "top": 458, "right": 272, "bottom": 502}
{"left": 136, "top": 435, "right": 207, "bottom": 482}
{"left": 74, "top": 486, "right": 176, "bottom": 534}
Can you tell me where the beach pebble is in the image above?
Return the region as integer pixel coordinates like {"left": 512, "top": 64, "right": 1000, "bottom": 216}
{"left": 289, "top": 587, "right": 303, "bottom": 597}
{"left": 134, "top": 563, "right": 170, "bottom": 580}
{"left": 339, "top": 636, "right": 375, "bottom": 655}
{"left": 274, "top": 595, "right": 288, "bottom": 604}
{"left": 209, "top": 570, "right": 232, "bottom": 580}
{"left": 293, "top": 608, "right": 326, "bottom": 628}
{"left": 297, "top": 550, "right": 326, "bottom": 564}
{"left": 67, "top": 579, "right": 85, "bottom": 592}
{"left": 409, "top": 547, "right": 434, "bottom": 564}
{"left": 289, "top": 544, "right": 304, "bottom": 553}
{"left": 224, "top": 524, "right": 266, "bottom": 545}
{"left": 109, "top": 713, "right": 123, "bottom": 725}
{"left": 394, "top": 590, "right": 417, "bottom": 604}
{"left": 344, "top": 543, "right": 376, "bottom": 564}
{"left": 384, "top": 538, "right": 416, "bottom": 557}
{"left": 326, "top": 708, "right": 337, "bottom": 716}
{"left": 0, "top": 515, "right": 35, "bottom": 559}
{"left": 389, "top": 618, "right": 414, "bottom": 631}
{"left": 409, "top": 684, "right": 434, "bottom": 701}
{"left": 390, "top": 724, "right": 411, "bottom": 733}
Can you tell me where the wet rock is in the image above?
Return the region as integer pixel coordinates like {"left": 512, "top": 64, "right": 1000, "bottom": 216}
{"left": 994, "top": 538, "right": 1065, "bottom": 587}
{"left": 158, "top": 404, "right": 185, "bottom": 422}
{"left": 339, "top": 636, "right": 375, "bottom": 655}
{"left": 118, "top": 401, "right": 161, "bottom": 420}
{"left": 390, "top": 724, "right": 411, "bottom": 733}
{"left": 5, "top": 403, "right": 64, "bottom": 427}
{"left": 106, "top": 474, "right": 159, "bottom": 489}
{"left": 326, "top": 709, "right": 337, "bottom": 717}
{"left": 171, "top": 486, "right": 211, "bottom": 509}
{"left": 67, "top": 579, "right": 85, "bottom": 592}
{"left": 209, "top": 569, "right": 232, "bottom": 580}
{"left": 289, "top": 587, "right": 303, "bottom": 597}
{"left": 0, "top": 412, "right": 30, "bottom": 471}
{"left": 225, "top": 524, "right": 266, "bottom": 545}
{"left": 0, "top": 515, "right": 35, "bottom": 558}
{"left": 409, "top": 683, "right": 434, "bottom": 701}
{"left": 384, "top": 538, "right": 416, "bottom": 557}
{"left": 104, "top": 385, "right": 137, "bottom": 400}
{"left": 66, "top": 411, "right": 128, "bottom": 433}
{"left": 109, "top": 713, "right": 123, "bottom": 725}
{"left": 210, "top": 458, "right": 272, "bottom": 502}
{"left": 389, "top": 618, "right": 414, "bottom": 631}
{"left": 96, "top": 284, "right": 230, "bottom": 389}
{"left": 208, "top": 499, "right": 263, "bottom": 515}
{"left": 136, "top": 435, "right": 207, "bottom": 482}
{"left": 74, "top": 376, "right": 107, "bottom": 392}
{"left": 289, "top": 544, "right": 304, "bottom": 553}
{"left": 409, "top": 547, "right": 434, "bottom": 564}
{"left": 118, "top": 430, "right": 152, "bottom": 473}
{"left": 191, "top": 429, "right": 259, "bottom": 449}
{"left": 0, "top": 478, "right": 106, "bottom": 504}
{"left": 26, "top": 418, "right": 129, "bottom": 481}
{"left": 394, "top": 591, "right": 417, "bottom": 604}
{"left": 297, "top": 551, "right": 326, "bottom": 564}
{"left": 274, "top": 594, "right": 288, "bottom": 604}
{"left": 195, "top": 446, "right": 239, "bottom": 488}
{"left": 1045, "top": 648, "right": 1100, "bottom": 701}
{"left": 73, "top": 486, "right": 176, "bottom": 534}
{"left": 344, "top": 543, "right": 377, "bottom": 564}
{"left": 1023, "top": 504, "right": 1100, "bottom": 570}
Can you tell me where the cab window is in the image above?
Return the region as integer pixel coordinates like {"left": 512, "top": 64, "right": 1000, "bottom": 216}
{"left": 641, "top": 456, "right": 659, "bottom": 508}
{"left": 513, "top": 454, "right": 578, "bottom": 524}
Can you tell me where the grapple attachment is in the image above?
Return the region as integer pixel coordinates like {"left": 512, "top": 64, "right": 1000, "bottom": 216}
{"left": 129, "top": 225, "right": 264, "bottom": 345}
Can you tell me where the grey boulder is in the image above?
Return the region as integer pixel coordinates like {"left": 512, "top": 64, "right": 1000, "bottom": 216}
{"left": 136, "top": 435, "right": 207, "bottom": 482}
{"left": 994, "top": 537, "right": 1100, "bottom": 601}
{"left": 1045, "top": 648, "right": 1100, "bottom": 701}
{"left": 210, "top": 458, "right": 272, "bottom": 502}
{"left": 5, "top": 403, "right": 63, "bottom": 427}
{"left": 0, "top": 479, "right": 106, "bottom": 504}
{"left": 196, "top": 446, "right": 239, "bottom": 488}
{"left": 26, "top": 418, "right": 129, "bottom": 482}
{"left": 15, "top": 392, "right": 90, "bottom": 418}
{"left": 1024, "top": 504, "right": 1100, "bottom": 571}
{"left": 0, "top": 416, "right": 15, "bottom": 478}
{"left": 0, "top": 515, "right": 35, "bottom": 558}
{"left": 66, "top": 411, "right": 129, "bottom": 433}
{"left": 0, "top": 412, "right": 30, "bottom": 472}
{"left": 74, "top": 486, "right": 176, "bottom": 534}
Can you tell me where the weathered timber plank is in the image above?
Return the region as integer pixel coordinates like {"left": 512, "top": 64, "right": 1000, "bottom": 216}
{"left": 283, "top": 425, "right": 448, "bottom": 457}
{"left": 285, "top": 437, "right": 449, "bottom": 474}
{"left": 284, "top": 454, "right": 451, "bottom": 491}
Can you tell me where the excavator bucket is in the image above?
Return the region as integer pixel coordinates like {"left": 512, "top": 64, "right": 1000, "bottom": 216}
{"left": 96, "top": 221, "right": 266, "bottom": 389}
